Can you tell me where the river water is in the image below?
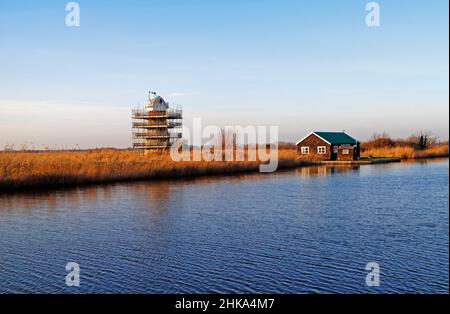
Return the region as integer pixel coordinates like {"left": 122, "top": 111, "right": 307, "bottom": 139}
{"left": 0, "top": 159, "right": 448, "bottom": 293}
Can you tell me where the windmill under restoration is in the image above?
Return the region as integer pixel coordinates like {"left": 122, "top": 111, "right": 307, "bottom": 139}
{"left": 132, "top": 91, "right": 182, "bottom": 153}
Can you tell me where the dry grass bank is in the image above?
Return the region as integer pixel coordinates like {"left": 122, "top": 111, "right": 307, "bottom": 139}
{"left": 0, "top": 148, "right": 310, "bottom": 191}
{"left": 2, "top": 141, "right": 447, "bottom": 191}
{"left": 361, "top": 144, "right": 449, "bottom": 159}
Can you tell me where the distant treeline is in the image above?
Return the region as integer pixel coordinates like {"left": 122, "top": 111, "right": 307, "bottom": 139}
{"left": 359, "top": 131, "right": 448, "bottom": 159}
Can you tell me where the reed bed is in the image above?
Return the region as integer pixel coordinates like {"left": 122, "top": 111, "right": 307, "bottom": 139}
{"left": 2, "top": 143, "right": 448, "bottom": 192}
{"left": 361, "top": 144, "right": 449, "bottom": 159}
{"left": 0, "top": 148, "right": 311, "bottom": 191}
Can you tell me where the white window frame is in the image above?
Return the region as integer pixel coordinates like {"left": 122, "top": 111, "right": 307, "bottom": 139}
{"left": 301, "top": 146, "right": 310, "bottom": 154}
{"left": 342, "top": 149, "right": 350, "bottom": 155}
{"left": 317, "top": 146, "right": 326, "bottom": 154}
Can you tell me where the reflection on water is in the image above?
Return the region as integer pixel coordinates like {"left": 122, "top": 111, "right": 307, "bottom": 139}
{"left": 0, "top": 166, "right": 362, "bottom": 217}
{"left": 296, "top": 165, "right": 361, "bottom": 178}
{"left": 0, "top": 159, "right": 448, "bottom": 293}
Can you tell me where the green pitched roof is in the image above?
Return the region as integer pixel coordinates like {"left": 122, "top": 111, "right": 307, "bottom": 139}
{"left": 314, "top": 132, "right": 358, "bottom": 145}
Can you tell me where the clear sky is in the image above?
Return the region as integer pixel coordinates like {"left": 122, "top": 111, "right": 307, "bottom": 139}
{"left": 0, "top": 0, "right": 448, "bottom": 149}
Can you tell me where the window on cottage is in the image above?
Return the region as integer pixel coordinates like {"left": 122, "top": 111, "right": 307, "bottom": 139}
{"left": 342, "top": 149, "right": 350, "bottom": 155}
{"left": 333, "top": 146, "right": 338, "bottom": 154}
{"left": 317, "top": 146, "right": 326, "bottom": 154}
{"left": 301, "top": 146, "right": 310, "bottom": 154}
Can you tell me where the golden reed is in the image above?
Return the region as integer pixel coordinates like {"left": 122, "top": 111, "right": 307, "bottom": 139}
{"left": 1, "top": 144, "right": 447, "bottom": 191}
{"left": 361, "top": 144, "right": 449, "bottom": 160}
{"left": 0, "top": 149, "right": 311, "bottom": 191}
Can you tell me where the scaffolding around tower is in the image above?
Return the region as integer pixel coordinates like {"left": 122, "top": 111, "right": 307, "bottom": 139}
{"left": 132, "top": 91, "right": 182, "bottom": 152}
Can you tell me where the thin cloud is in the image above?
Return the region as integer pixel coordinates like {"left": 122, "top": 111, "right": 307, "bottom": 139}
{"left": 166, "top": 92, "right": 192, "bottom": 97}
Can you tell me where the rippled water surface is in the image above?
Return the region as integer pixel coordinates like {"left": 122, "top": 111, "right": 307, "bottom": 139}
{"left": 0, "top": 159, "right": 448, "bottom": 293}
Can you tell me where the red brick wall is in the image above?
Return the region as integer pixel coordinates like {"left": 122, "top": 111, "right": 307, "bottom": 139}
{"left": 336, "top": 146, "right": 355, "bottom": 161}
{"left": 297, "top": 134, "right": 331, "bottom": 160}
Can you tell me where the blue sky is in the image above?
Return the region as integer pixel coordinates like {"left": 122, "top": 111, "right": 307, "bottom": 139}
{"left": 0, "top": 0, "right": 448, "bottom": 148}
